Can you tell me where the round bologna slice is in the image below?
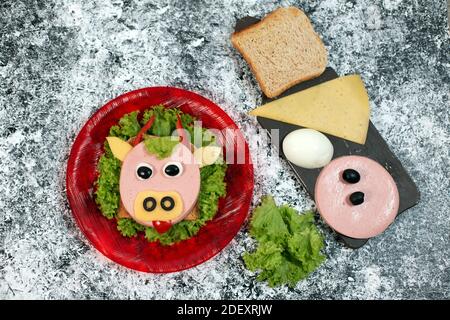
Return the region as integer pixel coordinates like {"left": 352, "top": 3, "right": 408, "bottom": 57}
{"left": 315, "top": 155, "right": 399, "bottom": 239}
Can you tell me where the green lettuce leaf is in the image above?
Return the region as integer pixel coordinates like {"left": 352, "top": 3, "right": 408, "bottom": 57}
{"left": 141, "top": 105, "right": 191, "bottom": 137}
{"left": 243, "top": 196, "right": 326, "bottom": 288}
{"left": 117, "top": 218, "right": 145, "bottom": 237}
{"left": 109, "top": 111, "right": 141, "bottom": 140}
{"left": 185, "top": 125, "right": 216, "bottom": 147}
{"left": 249, "top": 196, "right": 289, "bottom": 244}
{"left": 144, "top": 136, "right": 180, "bottom": 159}
{"left": 243, "top": 241, "right": 284, "bottom": 272}
{"left": 142, "top": 105, "right": 215, "bottom": 147}
{"left": 280, "top": 206, "right": 315, "bottom": 234}
{"left": 94, "top": 155, "right": 121, "bottom": 219}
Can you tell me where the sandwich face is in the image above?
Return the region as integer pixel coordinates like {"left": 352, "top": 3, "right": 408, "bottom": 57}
{"left": 118, "top": 141, "right": 201, "bottom": 227}
{"left": 231, "top": 7, "right": 328, "bottom": 98}
{"left": 106, "top": 133, "right": 222, "bottom": 232}
{"left": 96, "top": 107, "right": 228, "bottom": 243}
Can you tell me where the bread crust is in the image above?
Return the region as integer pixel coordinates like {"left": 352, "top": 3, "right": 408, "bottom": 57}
{"left": 231, "top": 7, "right": 327, "bottom": 98}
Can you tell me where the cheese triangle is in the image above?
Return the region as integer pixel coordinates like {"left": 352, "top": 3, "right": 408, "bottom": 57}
{"left": 106, "top": 137, "right": 133, "bottom": 161}
{"left": 250, "top": 75, "right": 370, "bottom": 144}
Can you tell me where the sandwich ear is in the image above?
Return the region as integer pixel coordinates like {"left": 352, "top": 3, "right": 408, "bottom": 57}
{"left": 193, "top": 145, "right": 222, "bottom": 168}
{"left": 106, "top": 137, "right": 133, "bottom": 161}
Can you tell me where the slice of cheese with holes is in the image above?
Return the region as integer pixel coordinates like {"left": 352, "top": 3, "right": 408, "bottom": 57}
{"left": 249, "top": 75, "right": 370, "bottom": 145}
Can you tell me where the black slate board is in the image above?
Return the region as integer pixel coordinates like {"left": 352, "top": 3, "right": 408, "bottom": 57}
{"left": 234, "top": 16, "right": 420, "bottom": 249}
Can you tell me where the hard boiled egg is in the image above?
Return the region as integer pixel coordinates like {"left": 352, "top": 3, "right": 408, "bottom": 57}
{"left": 282, "top": 129, "right": 334, "bottom": 169}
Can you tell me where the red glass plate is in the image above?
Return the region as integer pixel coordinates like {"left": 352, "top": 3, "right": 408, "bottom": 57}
{"left": 66, "top": 87, "right": 254, "bottom": 273}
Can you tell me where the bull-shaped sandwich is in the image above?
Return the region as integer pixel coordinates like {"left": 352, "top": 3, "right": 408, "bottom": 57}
{"left": 106, "top": 115, "right": 221, "bottom": 234}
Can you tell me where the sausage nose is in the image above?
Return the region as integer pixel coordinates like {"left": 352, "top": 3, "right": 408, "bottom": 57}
{"left": 160, "top": 196, "right": 175, "bottom": 211}
{"left": 143, "top": 197, "right": 157, "bottom": 212}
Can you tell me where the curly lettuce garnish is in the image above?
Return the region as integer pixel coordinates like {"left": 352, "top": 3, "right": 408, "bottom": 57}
{"left": 144, "top": 136, "right": 180, "bottom": 159}
{"left": 244, "top": 196, "right": 325, "bottom": 287}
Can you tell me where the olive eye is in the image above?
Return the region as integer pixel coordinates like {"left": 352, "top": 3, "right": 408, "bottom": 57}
{"left": 343, "top": 169, "right": 360, "bottom": 184}
{"left": 163, "top": 162, "right": 183, "bottom": 177}
{"left": 136, "top": 163, "right": 153, "bottom": 180}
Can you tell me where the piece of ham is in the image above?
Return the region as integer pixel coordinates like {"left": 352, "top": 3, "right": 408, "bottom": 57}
{"left": 315, "top": 155, "right": 399, "bottom": 239}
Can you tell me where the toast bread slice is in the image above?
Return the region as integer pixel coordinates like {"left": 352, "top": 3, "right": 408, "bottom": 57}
{"left": 231, "top": 7, "right": 328, "bottom": 98}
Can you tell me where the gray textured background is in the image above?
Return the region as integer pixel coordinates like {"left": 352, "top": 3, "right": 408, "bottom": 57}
{"left": 0, "top": 0, "right": 449, "bottom": 299}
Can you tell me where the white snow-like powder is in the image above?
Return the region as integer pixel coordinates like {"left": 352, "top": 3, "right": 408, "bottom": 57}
{"left": 0, "top": 0, "right": 449, "bottom": 299}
